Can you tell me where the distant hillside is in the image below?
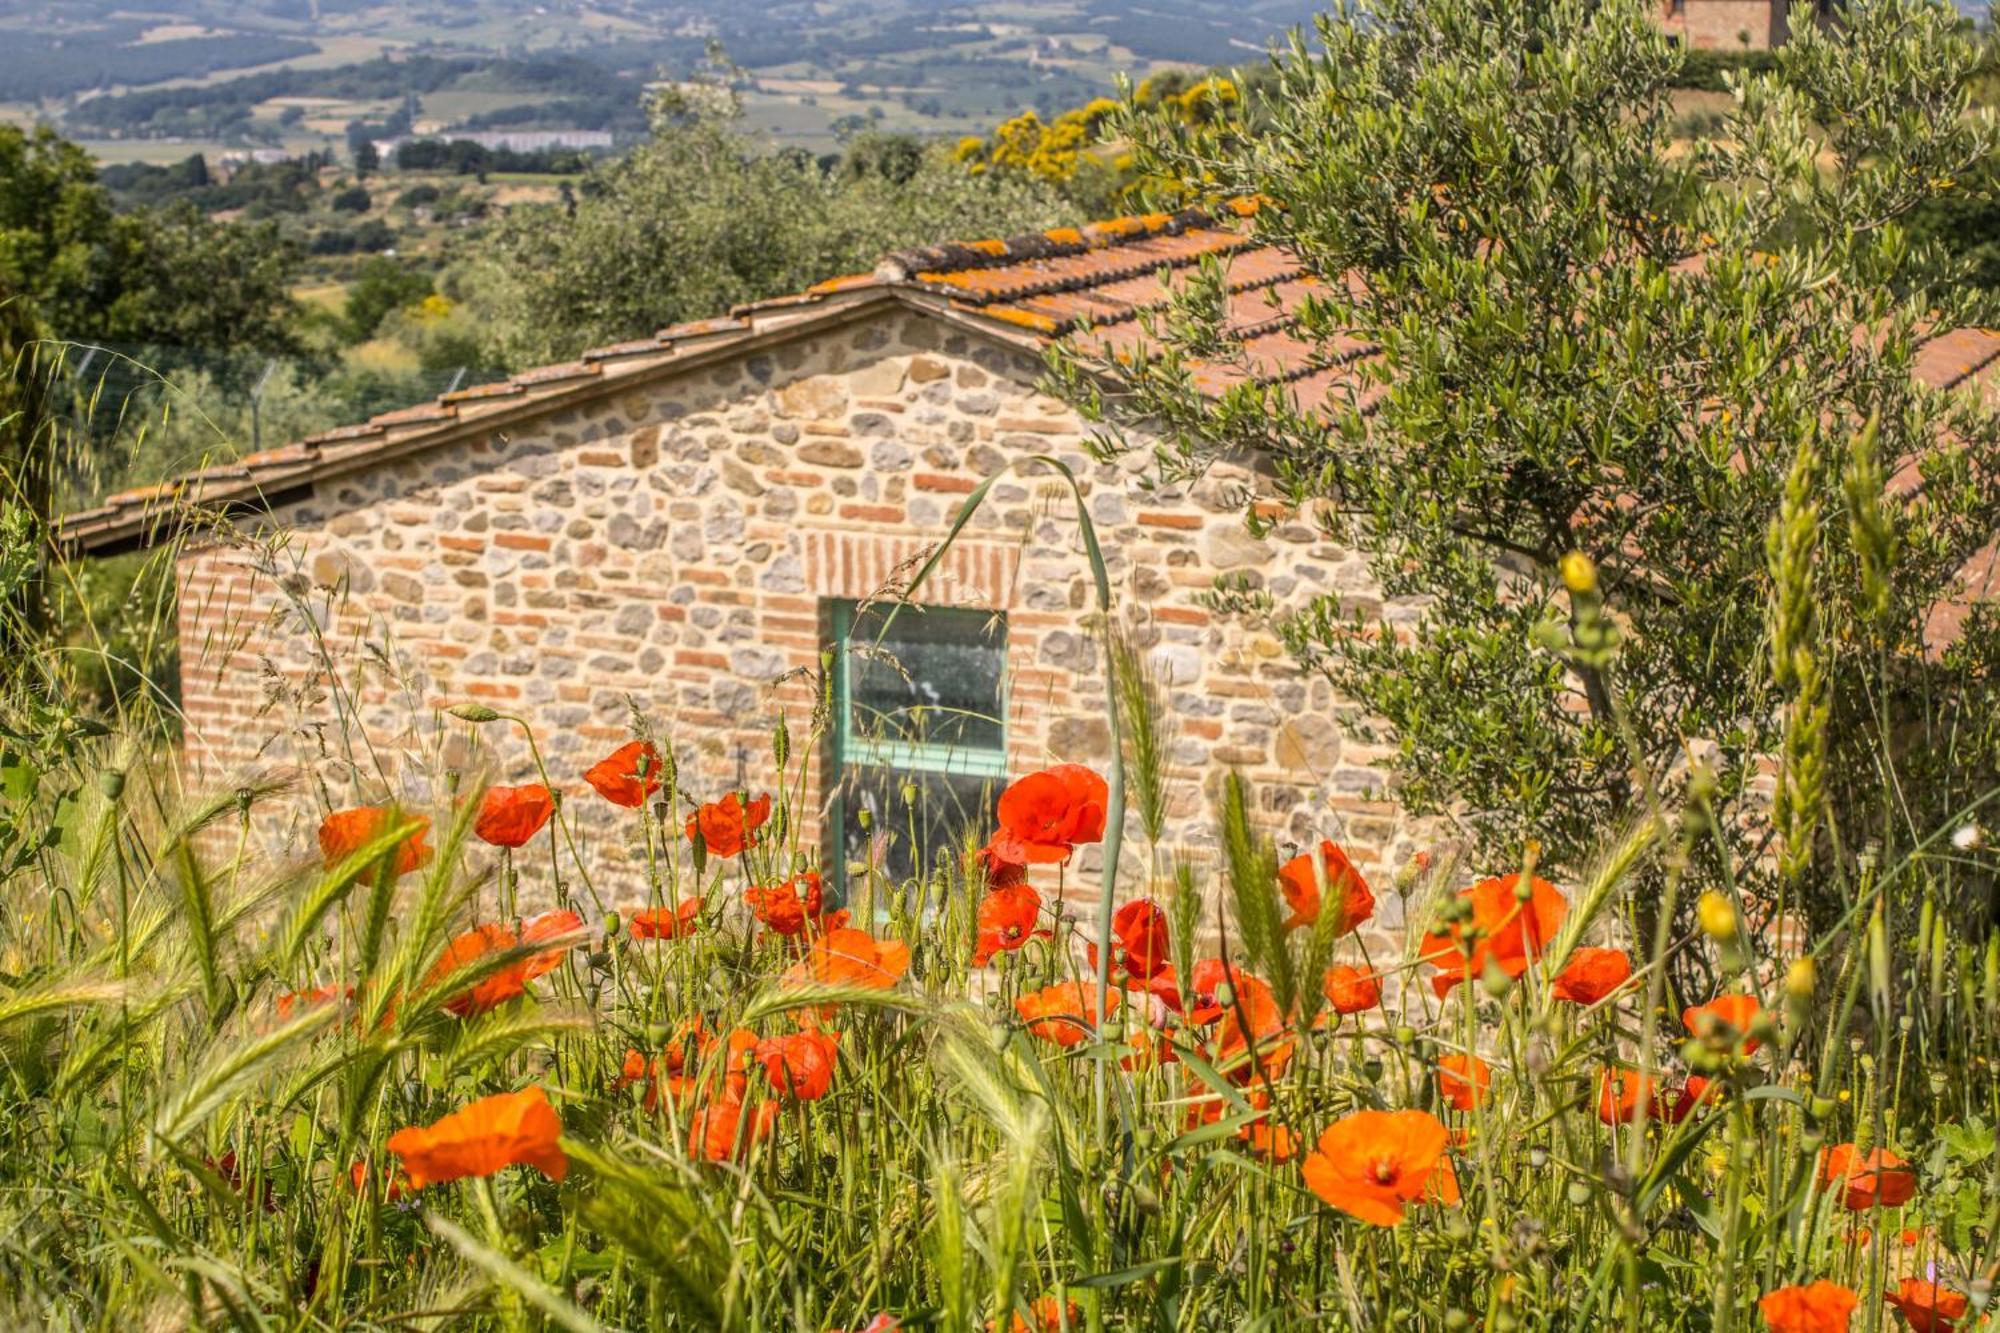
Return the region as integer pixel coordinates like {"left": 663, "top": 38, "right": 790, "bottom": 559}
{"left": 0, "top": 0, "right": 1324, "bottom": 159}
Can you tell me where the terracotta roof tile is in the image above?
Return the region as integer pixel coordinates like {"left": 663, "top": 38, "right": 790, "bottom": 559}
{"left": 53, "top": 191, "right": 2000, "bottom": 654}
{"left": 369, "top": 402, "right": 457, "bottom": 428}
{"left": 511, "top": 361, "right": 600, "bottom": 387}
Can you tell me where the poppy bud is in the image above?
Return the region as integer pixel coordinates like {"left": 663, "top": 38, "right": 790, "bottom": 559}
{"left": 449, "top": 703, "right": 502, "bottom": 723}
{"left": 1783, "top": 956, "right": 1814, "bottom": 1000}
{"left": 97, "top": 768, "right": 125, "bottom": 801}
{"left": 1394, "top": 1025, "right": 1418, "bottom": 1047}
{"left": 901, "top": 781, "right": 918, "bottom": 806}
{"left": 857, "top": 808, "right": 873, "bottom": 832}
{"left": 601, "top": 914, "right": 621, "bottom": 938}
{"left": 1214, "top": 982, "right": 1235, "bottom": 1009}
{"left": 1697, "top": 890, "right": 1737, "bottom": 942}
{"left": 1444, "top": 1312, "right": 1471, "bottom": 1331}
{"left": 1480, "top": 956, "right": 1514, "bottom": 998}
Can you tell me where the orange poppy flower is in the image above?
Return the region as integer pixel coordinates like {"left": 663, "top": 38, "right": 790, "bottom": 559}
{"left": 349, "top": 1158, "right": 410, "bottom": 1203}
{"left": 688, "top": 1087, "right": 778, "bottom": 1162}
{"left": 474, "top": 783, "right": 556, "bottom": 848}
{"left": 1884, "top": 1277, "right": 1968, "bottom": 1332}
{"left": 747, "top": 871, "right": 842, "bottom": 939}
{"left": 426, "top": 910, "right": 579, "bottom": 1017}
{"left": 1683, "top": 993, "right": 1765, "bottom": 1055}
{"left": 973, "top": 882, "right": 1049, "bottom": 965}
{"left": 782, "top": 927, "right": 912, "bottom": 993}
{"left": 686, "top": 791, "right": 773, "bottom": 858}
{"left": 584, "top": 740, "right": 664, "bottom": 809}
{"left": 1758, "top": 1280, "right": 1859, "bottom": 1333}
{"left": 1820, "top": 1144, "right": 1918, "bottom": 1211}
{"left": 630, "top": 897, "right": 705, "bottom": 940}
{"left": 1551, "top": 947, "right": 1633, "bottom": 1005}
{"left": 275, "top": 984, "right": 352, "bottom": 1021}
{"left": 1212, "top": 978, "right": 1292, "bottom": 1083}
{"left": 985, "top": 764, "right": 1108, "bottom": 865}
{"left": 1240, "top": 1115, "right": 1299, "bottom": 1162}
{"left": 754, "top": 1028, "right": 840, "bottom": 1100}
{"left": 1664, "top": 1075, "right": 1717, "bottom": 1124}
{"left": 1277, "top": 840, "right": 1375, "bottom": 935}
{"left": 1016, "top": 981, "right": 1120, "bottom": 1048}
{"left": 1437, "top": 1054, "right": 1492, "bottom": 1112}
{"left": 1597, "top": 1067, "right": 1660, "bottom": 1125}
{"left": 989, "top": 1296, "right": 1082, "bottom": 1333}
{"left": 386, "top": 1087, "right": 567, "bottom": 1189}
{"left": 1416, "top": 874, "right": 1569, "bottom": 997}
{"left": 1322, "top": 964, "right": 1383, "bottom": 1016}
{"left": 1301, "top": 1108, "right": 1454, "bottom": 1226}
{"left": 318, "top": 806, "right": 432, "bottom": 876}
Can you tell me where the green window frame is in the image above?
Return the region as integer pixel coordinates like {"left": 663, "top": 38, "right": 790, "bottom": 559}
{"left": 825, "top": 599, "right": 1009, "bottom": 900}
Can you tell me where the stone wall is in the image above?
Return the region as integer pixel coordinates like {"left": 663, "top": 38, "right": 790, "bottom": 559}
{"left": 173, "top": 307, "right": 1424, "bottom": 939}
{"left": 1658, "top": 0, "right": 1788, "bottom": 50}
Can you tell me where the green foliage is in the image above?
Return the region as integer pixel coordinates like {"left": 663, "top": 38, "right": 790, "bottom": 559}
{"left": 1063, "top": 0, "right": 2000, "bottom": 949}
{"left": 342, "top": 257, "right": 435, "bottom": 344}
{"left": 471, "top": 84, "right": 1070, "bottom": 365}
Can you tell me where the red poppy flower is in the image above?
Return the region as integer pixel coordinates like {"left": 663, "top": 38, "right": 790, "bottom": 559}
{"left": 1240, "top": 1116, "right": 1298, "bottom": 1162}
{"left": 1322, "top": 964, "right": 1383, "bottom": 1016}
{"left": 1110, "top": 898, "right": 1171, "bottom": 978}
{"left": 973, "top": 882, "right": 1049, "bottom": 965}
{"left": 1683, "top": 993, "right": 1765, "bottom": 1055}
{"left": 1015, "top": 981, "right": 1120, "bottom": 1048}
{"left": 1437, "top": 1053, "right": 1492, "bottom": 1112}
{"left": 985, "top": 764, "right": 1108, "bottom": 865}
{"left": 386, "top": 1087, "right": 567, "bottom": 1189}
{"left": 319, "top": 806, "right": 432, "bottom": 876}
{"left": 747, "top": 871, "right": 842, "bottom": 939}
{"left": 1185, "top": 958, "right": 1266, "bottom": 1025}
{"left": 685, "top": 791, "right": 773, "bottom": 859}
{"left": 1884, "top": 1277, "right": 1968, "bottom": 1332}
{"left": 1301, "top": 1108, "right": 1454, "bottom": 1226}
{"left": 1820, "top": 1143, "right": 1918, "bottom": 1211}
{"left": 629, "top": 897, "right": 705, "bottom": 940}
{"left": 1758, "top": 1280, "right": 1859, "bottom": 1333}
{"left": 688, "top": 1087, "right": 778, "bottom": 1162}
{"left": 1277, "top": 840, "right": 1375, "bottom": 935}
{"left": 1551, "top": 947, "right": 1634, "bottom": 1005}
{"left": 1596, "top": 1067, "right": 1660, "bottom": 1125}
{"left": 584, "top": 740, "right": 664, "bottom": 809}
{"left": 1417, "top": 874, "right": 1568, "bottom": 997}
{"left": 475, "top": 784, "right": 556, "bottom": 848}
{"left": 754, "top": 1028, "right": 840, "bottom": 1100}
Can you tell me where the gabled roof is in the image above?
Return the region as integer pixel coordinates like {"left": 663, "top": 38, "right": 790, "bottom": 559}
{"left": 60, "top": 201, "right": 1300, "bottom": 555}
{"left": 57, "top": 196, "right": 2000, "bottom": 652}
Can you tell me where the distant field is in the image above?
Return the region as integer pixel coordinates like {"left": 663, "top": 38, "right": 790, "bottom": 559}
{"left": 0, "top": 0, "right": 1315, "bottom": 158}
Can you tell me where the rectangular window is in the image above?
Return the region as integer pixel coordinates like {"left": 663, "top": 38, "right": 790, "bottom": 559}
{"left": 826, "top": 599, "right": 1007, "bottom": 899}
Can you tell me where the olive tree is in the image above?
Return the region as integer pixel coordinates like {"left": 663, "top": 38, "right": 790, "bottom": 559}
{"left": 1057, "top": 0, "right": 2000, "bottom": 944}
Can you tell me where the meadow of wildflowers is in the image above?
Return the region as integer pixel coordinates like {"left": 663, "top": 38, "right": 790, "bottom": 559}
{"left": 0, "top": 640, "right": 1994, "bottom": 1331}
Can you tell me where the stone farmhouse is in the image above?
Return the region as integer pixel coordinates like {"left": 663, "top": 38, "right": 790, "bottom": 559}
{"left": 58, "top": 202, "right": 2000, "bottom": 922}
{"left": 60, "top": 205, "right": 1428, "bottom": 916}
{"left": 1656, "top": 0, "right": 1819, "bottom": 51}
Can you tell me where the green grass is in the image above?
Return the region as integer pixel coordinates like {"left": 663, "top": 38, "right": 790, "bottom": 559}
{"left": 2, "top": 437, "right": 1996, "bottom": 1329}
